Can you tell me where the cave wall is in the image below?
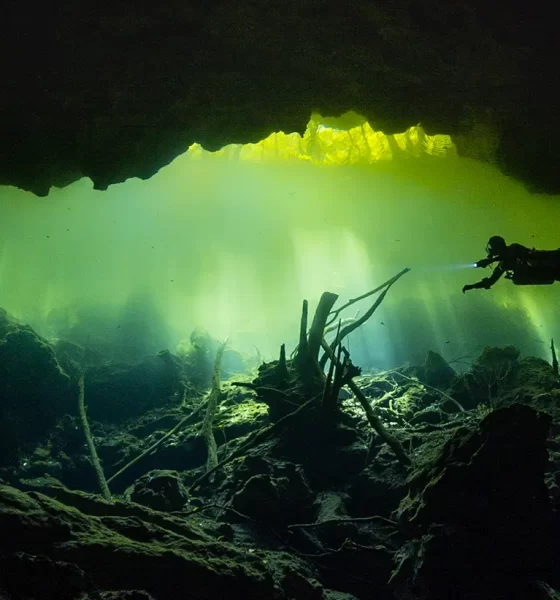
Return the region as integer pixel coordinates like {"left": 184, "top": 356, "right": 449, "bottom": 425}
{"left": 1, "top": 0, "right": 558, "bottom": 196}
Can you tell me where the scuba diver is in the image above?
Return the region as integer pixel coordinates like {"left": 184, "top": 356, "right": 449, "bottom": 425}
{"left": 462, "top": 236, "right": 560, "bottom": 293}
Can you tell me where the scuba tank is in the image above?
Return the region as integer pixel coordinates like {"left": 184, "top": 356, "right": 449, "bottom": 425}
{"left": 508, "top": 248, "right": 560, "bottom": 285}
{"left": 507, "top": 270, "right": 555, "bottom": 285}
{"left": 526, "top": 248, "right": 560, "bottom": 269}
{"left": 507, "top": 254, "right": 557, "bottom": 285}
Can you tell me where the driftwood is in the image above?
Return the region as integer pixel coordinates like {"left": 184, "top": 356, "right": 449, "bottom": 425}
{"left": 551, "top": 339, "right": 558, "bottom": 376}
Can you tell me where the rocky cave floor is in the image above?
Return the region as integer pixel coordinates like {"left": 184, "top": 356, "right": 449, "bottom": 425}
{"left": 1, "top": 306, "right": 560, "bottom": 600}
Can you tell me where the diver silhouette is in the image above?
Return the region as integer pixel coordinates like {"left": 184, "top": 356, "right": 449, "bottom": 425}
{"left": 462, "top": 236, "right": 560, "bottom": 293}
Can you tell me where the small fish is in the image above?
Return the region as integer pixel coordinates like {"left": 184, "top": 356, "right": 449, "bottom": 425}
{"left": 380, "top": 321, "right": 385, "bottom": 325}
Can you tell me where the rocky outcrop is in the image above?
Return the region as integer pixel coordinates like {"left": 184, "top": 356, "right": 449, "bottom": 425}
{"left": 125, "top": 470, "right": 190, "bottom": 512}
{"left": 0, "top": 482, "right": 361, "bottom": 599}
{"left": 391, "top": 404, "right": 559, "bottom": 600}
{"left": 0, "top": 310, "right": 71, "bottom": 466}
{"left": 1, "top": 1, "right": 559, "bottom": 195}
{"left": 0, "top": 484, "right": 276, "bottom": 599}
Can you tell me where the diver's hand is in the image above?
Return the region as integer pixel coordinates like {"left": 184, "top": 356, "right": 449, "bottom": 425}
{"left": 475, "top": 257, "right": 493, "bottom": 268}
{"left": 462, "top": 284, "right": 473, "bottom": 294}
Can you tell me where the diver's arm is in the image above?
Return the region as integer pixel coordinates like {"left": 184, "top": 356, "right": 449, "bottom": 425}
{"left": 474, "top": 256, "right": 498, "bottom": 268}
{"left": 462, "top": 265, "right": 505, "bottom": 293}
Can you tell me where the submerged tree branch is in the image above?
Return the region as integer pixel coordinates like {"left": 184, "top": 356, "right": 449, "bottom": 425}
{"left": 320, "top": 269, "right": 410, "bottom": 369}
{"left": 78, "top": 375, "right": 112, "bottom": 501}
{"left": 109, "top": 339, "right": 226, "bottom": 486}
{"left": 326, "top": 268, "right": 411, "bottom": 327}
{"left": 107, "top": 403, "right": 206, "bottom": 487}
{"left": 551, "top": 338, "right": 558, "bottom": 376}
{"left": 288, "top": 515, "right": 397, "bottom": 529}
{"left": 201, "top": 340, "right": 227, "bottom": 472}
{"left": 324, "top": 312, "right": 358, "bottom": 335}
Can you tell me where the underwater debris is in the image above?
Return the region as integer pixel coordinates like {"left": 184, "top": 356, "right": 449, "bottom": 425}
{"left": 233, "top": 274, "right": 414, "bottom": 470}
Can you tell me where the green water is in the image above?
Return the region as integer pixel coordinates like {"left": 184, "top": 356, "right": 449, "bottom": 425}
{"left": 0, "top": 146, "right": 558, "bottom": 368}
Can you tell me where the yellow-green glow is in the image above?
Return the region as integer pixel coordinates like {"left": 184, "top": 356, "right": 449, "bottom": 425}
{"left": 188, "top": 112, "right": 456, "bottom": 165}
{"left": 0, "top": 115, "right": 558, "bottom": 367}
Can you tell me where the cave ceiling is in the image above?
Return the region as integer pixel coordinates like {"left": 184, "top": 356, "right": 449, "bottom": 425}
{"left": 1, "top": 1, "right": 559, "bottom": 196}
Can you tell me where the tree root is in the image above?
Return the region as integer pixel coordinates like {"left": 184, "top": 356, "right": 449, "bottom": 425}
{"left": 320, "top": 340, "right": 411, "bottom": 468}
